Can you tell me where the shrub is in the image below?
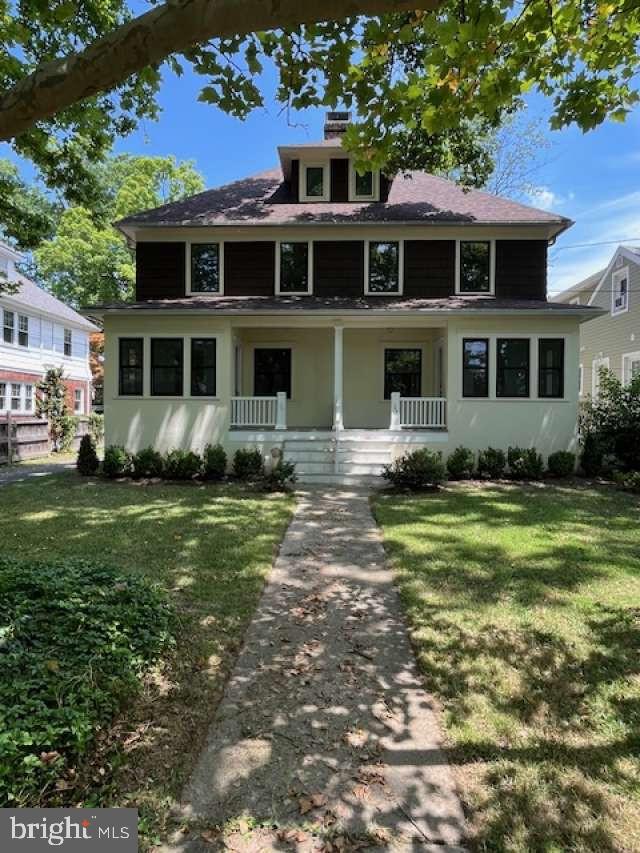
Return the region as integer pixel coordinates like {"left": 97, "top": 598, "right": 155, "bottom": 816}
{"left": 263, "top": 459, "right": 297, "bottom": 491}
{"left": 580, "top": 433, "right": 605, "bottom": 477}
{"left": 477, "top": 447, "right": 507, "bottom": 479}
{"left": 446, "top": 446, "right": 475, "bottom": 480}
{"left": 233, "top": 447, "right": 265, "bottom": 481}
{"left": 382, "top": 448, "right": 446, "bottom": 491}
{"left": 88, "top": 412, "right": 104, "bottom": 444}
{"left": 164, "top": 448, "right": 202, "bottom": 481}
{"left": 547, "top": 450, "right": 576, "bottom": 478}
{"left": 102, "top": 445, "right": 132, "bottom": 478}
{"left": 132, "top": 446, "right": 164, "bottom": 479}
{"left": 507, "top": 446, "right": 545, "bottom": 480}
{"left": 0, "top": 557, "right": 173, "bottom": 806}
{"left": 59, "top": 414, "right": 78, "bottom": 452}
{"left": 615, "top": 471, "right": 640, "bottom": 494}
{"left": 76, "top": 434, "right": 99, "bottom": 476}
{"left": 202, "top": 443, "right": 227, "bottom": 481}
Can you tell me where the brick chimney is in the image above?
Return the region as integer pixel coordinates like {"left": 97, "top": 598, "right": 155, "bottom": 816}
{"left": 324, "top": 111, "right": 351, "bottom": 140}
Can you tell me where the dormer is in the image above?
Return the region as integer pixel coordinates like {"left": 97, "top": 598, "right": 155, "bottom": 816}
{"left": 278, "top": 112, "right": 385, "bottom": 204}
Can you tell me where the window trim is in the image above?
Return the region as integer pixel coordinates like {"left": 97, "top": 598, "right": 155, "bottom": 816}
{"left": 382, "top": 345, "right": 423, "bottom": 401}
{"left": 364, "top": 239, "right": 404, "bottom": 296}
{"left": 275, "top": 240, "right": 313, "bottom": 295}
{"left": 190, "top": 337, "right": 217, "bottom": 398}
{"left": 10, "top": 382, "right": 21, "bottom": 411}
{"left": 537, "top": 338, "right": 565, "bottom": 399}
{"left": 18, "top": 314, "right": 29, "bottom": 347}
{"left": 186, "top": 240, "right": 225, "bottom": 296}
{"left": 299, "top": 162, "right": 330, "bottom": 202}
{"left": 455, "top": 239, "right": 496, "bottom": 296}
{"left": 591, "top": 356, "right": 610, "bottom": 400}
{"left": 611, "top": 267, "right": 629, "bottom": 316}
{"left": 74, "top": 387, "right": 84, "bottom": 414}
{"left": 118, "top": 337, "right": 144, "bottom": 397}
{"left": 348, "top": 164, "right": 379, "bottom": 202}
{"left": 63, "top": 328, "right": 72, "bottom": 357}
{"left": 462, "top": 337, "right": 490, "bottom": 399}
{"left": 622, "top": 350, "right": 640, "bottom": 385}
{"left": 252, "top": 344, "right": 293, "bottom": 400}
{"left": 3, "top": 309, "right": 15, "bottom": 344}
{"left": 496, "top": 337, "right": 531, "bottom": 399}
{"left": 0, "top": 382, "right": 5, "bottom": 410}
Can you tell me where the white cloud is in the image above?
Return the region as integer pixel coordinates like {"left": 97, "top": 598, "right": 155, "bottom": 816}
{"left": 526, "top": 186, "right": 561, "bottom": 211}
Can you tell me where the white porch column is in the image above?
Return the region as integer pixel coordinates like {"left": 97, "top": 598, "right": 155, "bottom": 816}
{"left": 275, "top": 391, "right": 287, "bottom": 430}
{"left": 333, "top": 325, "right": 344, "bottom": 431}
{"left": 390, "top": 392, "right": 401, "bottom": 430}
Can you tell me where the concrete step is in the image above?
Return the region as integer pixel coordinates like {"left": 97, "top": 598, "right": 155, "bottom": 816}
{"left": 284, "top": 440, "right": 335, "bottom": 452}
{"left": 291, "top": 461, "right": 336, "bottom": 475}
{"left": 336, "top": 463, "right": 386, "bottom": 476}
{"left": 336, "top": 450, "right": 391, "bottom": 464}
{"left": 285, "top": 449, "right": 337, "bottom": 462}
{"left": 295, "top": 472, "right": 385, "bottom": 487}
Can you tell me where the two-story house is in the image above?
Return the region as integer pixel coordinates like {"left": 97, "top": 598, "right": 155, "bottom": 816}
{"left": 553, "top": 244, "right": 640, "bottom": 398}
{"left": 0, "top": 242, "right": 98, "bottom": 418}
{"left": 87, "top": 113, "right": 601, "bottom": 483}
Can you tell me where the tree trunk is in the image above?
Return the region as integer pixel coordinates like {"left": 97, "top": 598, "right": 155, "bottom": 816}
{"left": 0, "top": 0, "right": 437, "bottom": 142}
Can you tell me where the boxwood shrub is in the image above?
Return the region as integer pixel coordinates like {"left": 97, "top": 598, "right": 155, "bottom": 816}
{"left": 547, "top": 450, "right": 576, "bottom": 478}
{"left": 477, "top": 447, "right": 507, "bottom": 479}
{"left": 446, "top": 446, "right": 475, "bottom": 480}
{"left": 202, "top": 443, "right": 227, "bottom": 481}
{"left": 102, "top": 445, "right": 132, "bottom": 478}
{"left": 131, "top": 446, "right": 164, "bottom": 479}
{"left": 164, "top": 449, "right": 202, "bottom": 480}
{"left": 0, "top": 557, "right": 173, "bottom": 806}
{"left": 507, "top": 446, "right": 545, "bottom": 480}
{"left": 233, "top": 447, "right": 265, "bottom": 481}
{"left": 382, "top": 448, "right": 446, "bottom": 491}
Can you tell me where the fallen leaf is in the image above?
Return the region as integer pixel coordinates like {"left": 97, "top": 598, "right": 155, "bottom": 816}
{"left": 40, "top": 751, "right": 61, "bottom": 765}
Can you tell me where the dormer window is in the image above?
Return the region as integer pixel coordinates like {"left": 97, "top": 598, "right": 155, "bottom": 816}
{"left": 612, "top": 267, "right": 628, "bottom": 315}
{"left": 349, "top": 164, "right": 379, "bottom": 201}
{"left": 300, "top": 163, "right": 329, "bottom": 202}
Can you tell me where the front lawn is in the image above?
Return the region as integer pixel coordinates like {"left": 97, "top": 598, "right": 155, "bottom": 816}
{"left": 0, "top": 473, "right": 293, "bottom": 844}
{"left": 373, "top": 483, "right": 640, "bottom": 853}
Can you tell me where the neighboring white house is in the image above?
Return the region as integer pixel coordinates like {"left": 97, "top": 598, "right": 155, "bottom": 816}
{"left": 553, "top": 244, "right": 640, "bottom": 398}
{"left": 0, "top": 242, "right": 98, "bottom": 417}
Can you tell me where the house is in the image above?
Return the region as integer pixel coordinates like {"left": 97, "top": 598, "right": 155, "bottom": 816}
{"left": 553, "top": 245, "right": 640, "bottom": 398}
{"left": 86, "top": 112, "right": 601, "bottom": 483}
{"left": 0, "top": 242, "right": 98, "bottom": 418}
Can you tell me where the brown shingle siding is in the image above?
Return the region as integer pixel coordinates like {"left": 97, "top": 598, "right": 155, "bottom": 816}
{"left": 495, "top": 240, "right": 547, "bottom": 300}
{"left": 313, "top": 241, "right": 364, "bottom": 297}
{"left": 330, "top": 159, "right": 349, "bottom": 202}
{"left": 404, "top": 240, "right": 455, "bottom": 298}
{"left": 136, "top": 241, "right": 185, "bottom": 300}
{"left": 224, "top": 241, "right": 275, "bottom": 296}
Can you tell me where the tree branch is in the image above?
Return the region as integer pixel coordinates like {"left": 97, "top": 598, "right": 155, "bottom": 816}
{"left": 0, "top": 0, "right": 438, "bottom": 142}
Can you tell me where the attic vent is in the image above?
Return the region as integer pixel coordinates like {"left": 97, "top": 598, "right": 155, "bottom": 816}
{"left": 616, "top": 255, "right": 623, "bottom": 268}
{"left": 324, "top": 111, "right": 351, "bottom": 139}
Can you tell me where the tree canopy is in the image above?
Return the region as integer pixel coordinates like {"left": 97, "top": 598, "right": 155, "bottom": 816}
{"left": 0, "top": 0, "right": 637, "bottom": 204}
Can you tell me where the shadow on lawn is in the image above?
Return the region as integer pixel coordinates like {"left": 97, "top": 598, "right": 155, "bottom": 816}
{"left": 373, "top": 485, "right": 640, "bottom": 851}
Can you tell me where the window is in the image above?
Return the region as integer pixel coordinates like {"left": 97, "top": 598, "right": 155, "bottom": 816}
{"left": 151, "top": 338, "right": 183, "bottom": 396}
{"left": 356, "top": 170, "right": 373, "bottom": 197}
{"left": 254, "top": 348, "right": 291, "bottom": 398}
{"left": 384, "top": 349, "right": 422, "bottom": 399}
{"left": 367, "top": 241, "right": 400, "bottom": 294}
{"left": 190, "top": 243, "right": 221, "bottom": 293}
{"left": 622, "top": 351, "right": 640, "bottom": 385}
{"left": 612, "top": 267, "right": 629, "bottom": 315}
{"left": 191, "top": 338, "right": 216, "bottom": 396}
{"left": 459, "top": 241, "right": 491, "bottom": 293}
{"left": 592, "top": 357, "right": 609, "bottom": 400}
{"left": 24, "top": 384, "right": 33, "bottom": 412}
{"left": 538, "top": 339, "right": 565, "bottom": 399}
{"left": 304, "top": 166, "right": 325, "bottom": 199}
{"left": 462, "top": 338, "right": 489, "bottom": 397}
{"left": 3, "top": 310, "right": 14, "bottom": 344}
{"left": 18, "top": 314, "right": 28, "bottom": 347}
{"left": 278, "top": 242, "right": 310, "bottom": 294}
{"left": 497, "top": 338, "right": 530, "bottom": 398}
{"left": 64, "top": 328, "right": 72, "bottom": 356}
{"left": 119, "top": 338, "right": 144, "bottom": 396}
{"left": 74, "top": 388, "right": 83, "bottom": 413}
{"left": 0, "top": 383, "right": 5, "bottom": 410}
{"left": 11, "top": 383, "right": 21, "bottom": 411}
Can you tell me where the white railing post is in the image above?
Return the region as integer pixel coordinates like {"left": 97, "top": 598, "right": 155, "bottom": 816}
{"left": 390, "top": 392, "right": 401, "bottom": 430}
{"left": 275, "top": 392, "right": 287, "bottom": 430}
{"left": 333, "top": 325, "right": 344, "bottom": 431}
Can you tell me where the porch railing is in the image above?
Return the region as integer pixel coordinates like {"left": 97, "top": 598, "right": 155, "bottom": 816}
{"left": 390, "top": 393, "right": 447, "bottom": 429}
{"left": 230, "top": 392, "right": 287, "bottom": 429}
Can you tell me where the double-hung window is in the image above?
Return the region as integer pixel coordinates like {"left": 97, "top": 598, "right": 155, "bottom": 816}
{"left": 302, "top": 165, "right": 326, "bottom": 200}
{"left": 151, "top": 338, "right": 183, "bottom": 396}
{"left": 3, "top": 310, "right": 14, "bottom": 344}
{"left": 0, "top": 383, "right": 5, "bottom": 410}
{"left": 254, "top": 348, "right": 291, "bottom": 398}
{"left": 190, "top": 243, "right": 221, "bottom": 293}
{"left": 191, "top": 338, "right": 216, "bottom": 396}
{"left": 462, "top": 339, "right": 489, "bottom": 397}
{"left": 367, "top": 241, "right": 400, "bottom": 294}
{"left": 497, "top": 338, "right": 530, "bottom": 398}
{"left": 64, "top": 328, "right": 72, "bottom": 356}
{"left": 18, "top": 315, "right": 28, "bottom": 347}
{"left": 612, "top": 268, "right": 629, "bottom": 315}
{"left": 74, "top": 388, "right": 83, "bottom": 413}
{"left": 119, "top": 338, "right": 144, "bottom": 396}
{"left": 538, "top": 339, "right": 565, "bottom": 399}
{"left": 24, "top": 384, "right": 33, "bottom": 412}
{"left": 278, "top": 242, "right": 310, "bottom": 294}
{"left": 384, "top": 349, "right": 422, "bottom": 399}
{"left": 458, "top": 241, "right": 491, "bottom": 293}
{"left": 11, "top": 384, "right": 21, "bottom": 411}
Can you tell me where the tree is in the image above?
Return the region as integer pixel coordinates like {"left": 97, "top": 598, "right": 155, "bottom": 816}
{"left": 32, "top": 154, "right": 205, "bottom": 306}
{"left": 0, "top": 160, "right": 60, "bottom": 249}
{"left": 580, "top": 368, "right": 640, "bottom": 473}
{"left": 36, "top": 368, "right": 73, "bottom": 452}
{"left": 0, "top": 0, "right": 637, "bottom": 206}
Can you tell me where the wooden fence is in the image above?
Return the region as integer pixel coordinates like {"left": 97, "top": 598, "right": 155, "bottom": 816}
{"left": 0, "top": 414, "right": 90, "bottom": 464}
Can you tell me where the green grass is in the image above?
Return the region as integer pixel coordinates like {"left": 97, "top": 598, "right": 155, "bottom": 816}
{"left": 373, "top": 483, "right": 640, "bottom": 853}
{"left": 0, "top": 472, "right": 294, "bottom": 845}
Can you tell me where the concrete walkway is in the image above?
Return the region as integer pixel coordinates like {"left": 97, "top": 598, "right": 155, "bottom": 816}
{"left": 169, "top": 489, "right": 467, "bottom": 852}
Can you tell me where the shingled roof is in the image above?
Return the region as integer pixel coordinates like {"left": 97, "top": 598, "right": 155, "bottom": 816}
{"left": 117, "top": 169, "right": 572, "bottom": 233}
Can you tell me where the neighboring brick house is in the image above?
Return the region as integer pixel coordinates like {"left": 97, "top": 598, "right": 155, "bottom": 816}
{"left": 87, "top": 112, "right": 602, "bottom": 484}
{"left": 553, "top": 245, "right": 640, "bottom": 398}
{"left": 0, "top": 242, "right": 99, "bottom": 418}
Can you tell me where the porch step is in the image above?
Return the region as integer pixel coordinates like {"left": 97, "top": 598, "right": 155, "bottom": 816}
{"left": 285, "top": 449, "right": 337, "bottom": 462}
{"left": 283, "top": 440, "right": 336, "bottom": 453}
{"left": 336, "top": 463, "right": 387, "bottom": 476}
{"left": 295, "top": 473, "right": 385, "bottom": 487}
